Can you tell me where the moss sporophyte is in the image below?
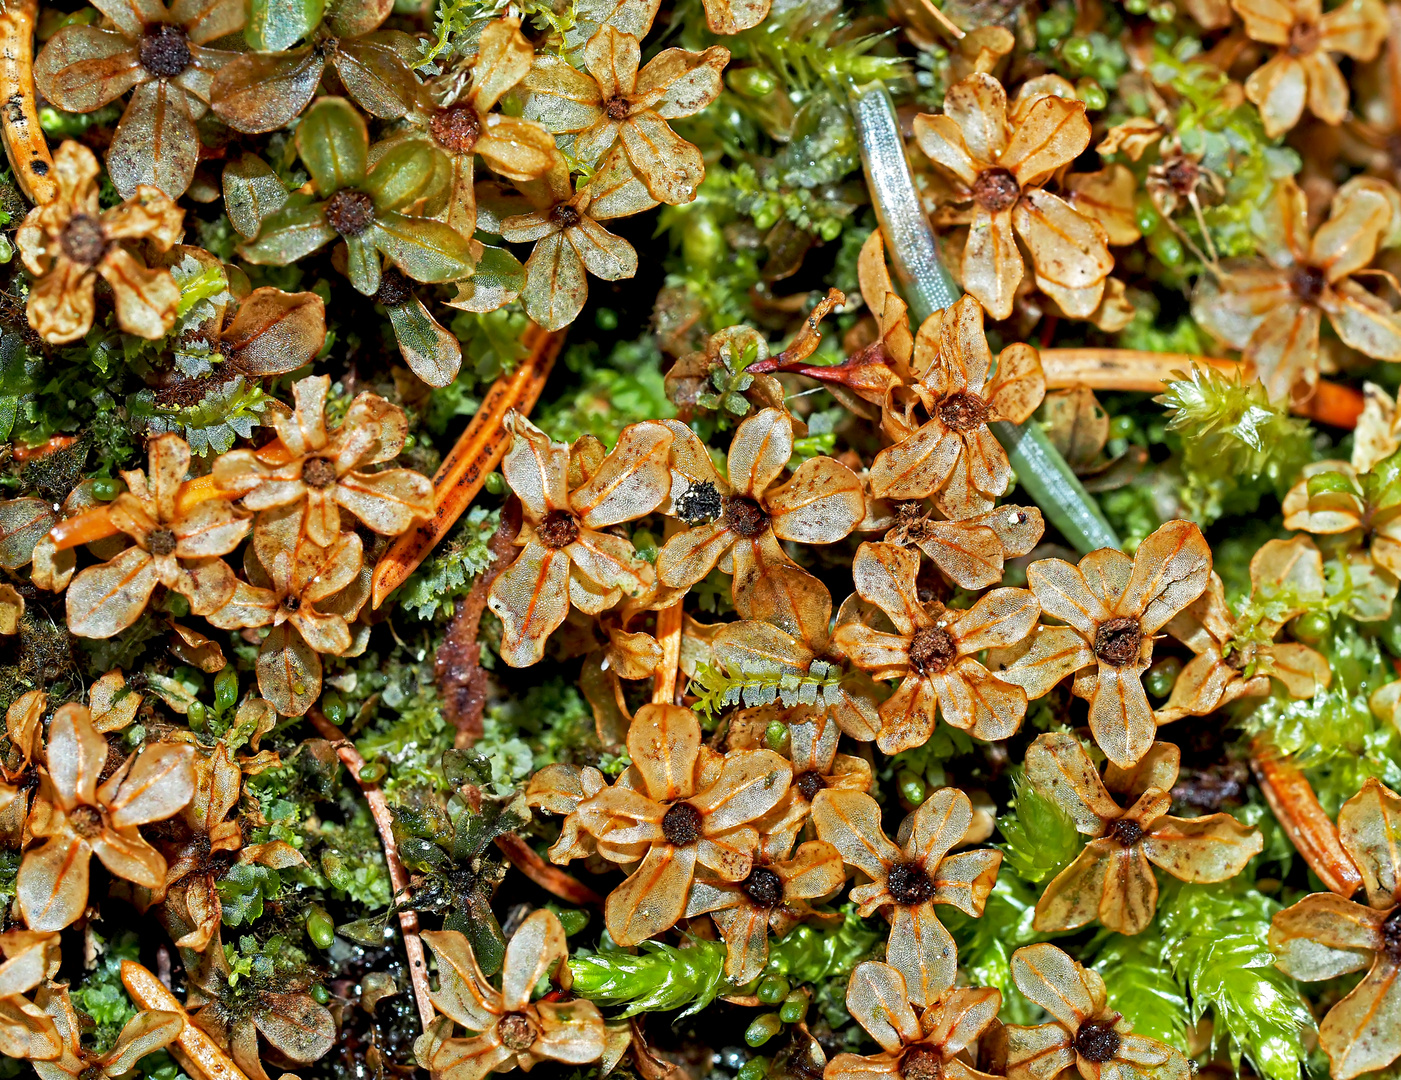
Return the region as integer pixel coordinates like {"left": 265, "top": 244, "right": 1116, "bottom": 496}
{"left": 6, "top": 0, "right": 1401, "bottom": 1079}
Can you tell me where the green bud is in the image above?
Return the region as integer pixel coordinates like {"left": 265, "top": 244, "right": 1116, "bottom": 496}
{"left": 90, "top": 477, "right": 120, "bottom": 501}
{"left": 898, "top": 769, "right": 927, "bottom": 806}
{"left": 215, "top": 666, "right": 239, "bottom": 714}
{"left": 1145, "top": 656, "right": 1182, "bottom": 699}
{"left": 1306, "top": 471, "right": 1357, "bottom": 497}
{"left": 752, "top": 209, "right": 778, "bottom": 232}
{"left": 1062, "top": 36, "right": 1094, "bottom": 68}
{"left": 1148, "top": 1, "right": 1176, "bottom": 20}
{"left": 186, "top": 700, "right": 207, "bottom": 731}
{"left": 307, "top": 905, "right": 335, "bottom": 949}
{"left": 765, "top": 720, "right": 788, "bottom": 753}
{"left": 745, "top": 1013, "right": 783, "bottom": 1047}
{"left": 757, "top": 975, "right": 790, "bottom": 1004}
{"left": 311, "top": 984, "right": 330, "bottom": 1004}
{"left": 683, "top": 210, "right": 726, "bottom": 271}
{"left": 555, "top": 908, "right": 590, "bottom": 935}
{"left": 632, "top": 528, "right": 659, "bottom": 563}
{"left": 818, "top": 219, "right": 842, "bottom": 242}
{"left": 595, "top": 308, "right": 619, "bottom": 331}
{"left": 1150, "top": 230, "right": 1183, "bottom": 268}
{"left": 737, "top": 1059, "right": 768, "bottom": 1080}
{"left": 321, "top": 689, "right": 346, "bottom": 726}
{"left": 1134, "top": 194, "right": 1161, "bottom": 235}
{"left": 778, "top": 991, "right": 809, "bottom": 1024}
{"left": 1291, "top": 611, "right": 1331, "bottom": 645}
{"left": 485, "top": 471, "right": 507, "bottom": 495}
{"left": 1109, "top": 415, "right": 1136, "bottom": 440}
{"left": 165, "top": 593, "right": 191, "bottom": 619}
{"left": 729, "top": 67, "right": 779, "bottom": 98}
{"left": 1125, "top": 0, "right": 1150, "bottom": 12}
{"left": 1076, "top": 79, "right": 1107, "bottom": 111}
{"left": 359, "top": 762, "right": 387, "bottom": 784}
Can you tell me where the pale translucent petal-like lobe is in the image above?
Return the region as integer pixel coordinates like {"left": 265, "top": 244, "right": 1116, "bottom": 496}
{"left": 1034, "top": 842, "right": 1109, "bottom": 932}
{"left": 1143, "top": 814, "right": 1263, "bottom": 883}
{"left": 691, "top": 749, "right": 792, "bottom": 832}
{"left": 1337, "top": 778, "right": 1401, "bottom": 909}
{"left": 1010, "top": 943, "right": 1095, "bottom": 1029}
{"left": 810, "top": 789, "right": 901, "bottom": 880}
{"left": 1318, "top": 959, "right": 1401, "bottom": 1080}
{"left": 488, "top": 544, "right": 572, "bottom": 668}
{"left": 887, "top": 901, "right": 957, "bottom": 1008}
{"left": 845, "top": 961, "right": 920, "bottom": 1052}
{"left": 604, "top": 842, "right": 698, "bottom": 946}
{"left": 1270, "top": 893, "right": 1386, "bottom": 980}
{"left": 501, "top": 910, "right": 569, "bottom": 1012}
{"left": 626, "top": 703, "right": 701, "bottom": 803}
{"left": 1027, "top": 558, "right": 1109, "bottom": 636}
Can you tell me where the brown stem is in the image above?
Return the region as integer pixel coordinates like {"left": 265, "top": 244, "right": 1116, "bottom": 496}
{"left": 0, "top": 0, "right": 56, "bottom": 206}
{"left": 494, "top": 833, "right": 603, "bottom": 907}
{"left": 371, "top": 324, "right": 566, "bottom": 609}
{"left": 437, "top": 499, "right": 523, "bottom": 745}
{"left": 303, "top": 706, "right": 435, "bottom": 1031}
{"left": 1251, "top": 743, "right": 1363, "bottom": 897}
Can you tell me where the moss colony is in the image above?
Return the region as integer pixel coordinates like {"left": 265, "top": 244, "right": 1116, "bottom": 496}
{"left": 2, "top": 1, "right": 1401, "bottom": 1080}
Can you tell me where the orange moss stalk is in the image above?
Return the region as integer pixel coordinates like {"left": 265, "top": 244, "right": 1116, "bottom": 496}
{"left": 371, "top": 324, "right": 566, "bottom": 608}
{"left": 120, "top": 960, "right": 252, "bottom": 1080}
{"left": 0, "top": 0, "right": 56, "bottom": 206}
{"left": 1251, "top": 743, "right": 1364, "bottom": 896}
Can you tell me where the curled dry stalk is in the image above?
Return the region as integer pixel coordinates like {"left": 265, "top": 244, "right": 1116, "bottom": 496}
{"left": 303, "top": 705, "right": 436, "bottom": 1031}
{"left": 0, "top": 0, "right": 56, "bottom": 205}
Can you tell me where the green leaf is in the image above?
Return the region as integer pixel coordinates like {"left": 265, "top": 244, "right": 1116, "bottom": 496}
{"left": 344, "top": 235, "right": 381, "bottom": 296}
{"left": 238, "top": 203, "right": 338, "bottom": 266}
{"left": 295, "top": 97, "right": 368, "bottom": 195}
{"left": 570, "top": 937, "right": 727, "bottom": 1017}
{"left": 365, "top": 141, "right": 448, "bottom": 213}
{"left": 247, "top": 0, "right": 324, "bottom": 52}
{"left": 217, "top": 862, "right": 282, "bottom": 926}
{"left": 223, "top": 153, "right": 289, "bottom": 239}
{"left": 373, "top": 211, "right": 475, "bottom": 284}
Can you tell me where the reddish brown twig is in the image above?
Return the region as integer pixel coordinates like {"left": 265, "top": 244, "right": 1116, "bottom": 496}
{"left": 651, "top": 601, "right": 684, "bottom": 707}
{"left": 372, "top": 324, "right": 566, "bottom": 608}
{"left": 495, "top": 833, "right": 604, "bottom": 907}
{"left": 437, "top": 499, "right": 523, "bottom": 744}
{"left": 1252, "top": 742, "right": 1363, "bottom": 897}
{"left": 304, "top": 706, "right": 435, "bottom": 1030}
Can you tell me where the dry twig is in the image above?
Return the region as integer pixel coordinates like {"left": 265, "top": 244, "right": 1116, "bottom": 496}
{"left": 304, "top": 706, "right": 436, "bottom": 1031}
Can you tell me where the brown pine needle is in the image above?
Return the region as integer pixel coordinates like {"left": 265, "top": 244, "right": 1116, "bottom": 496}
{"left": 372, "top": 324, "right": 566, "bottom": 609}
{"left": 1251, "top": 744, "right": 1363, "bottom": 897}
